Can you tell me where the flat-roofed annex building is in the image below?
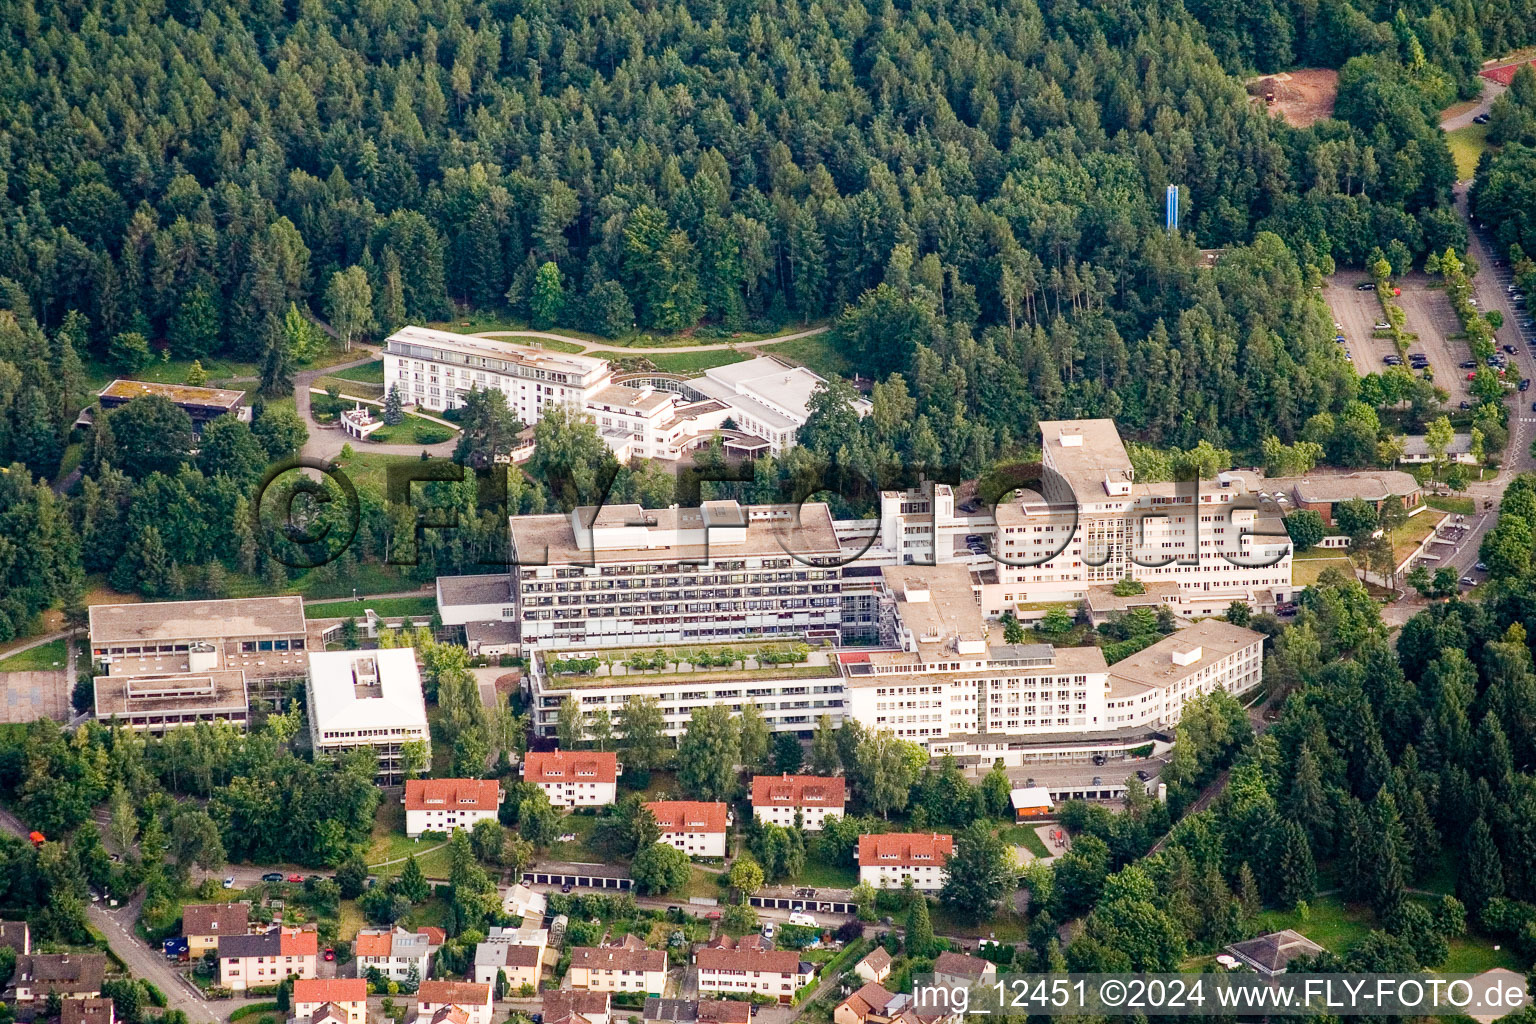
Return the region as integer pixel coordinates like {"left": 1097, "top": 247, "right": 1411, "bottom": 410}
{"left": 97, "top": 379, "right": 249, "bottom": 426}
{"left": 307, "top": 649, "right": 430, "bottom": 785}
{"left": 89, "top": 596, "right": 310, "bottom": 726}
{"left": 509, "top": 500, "right": 844, "bottom": 650}
{"left": 528, "top": 639, "right": 846, "bottom": 740}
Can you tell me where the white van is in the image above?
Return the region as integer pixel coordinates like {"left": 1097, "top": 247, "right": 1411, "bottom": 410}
{"left": 788, "top": 912, "right": 817, "bottom": 928}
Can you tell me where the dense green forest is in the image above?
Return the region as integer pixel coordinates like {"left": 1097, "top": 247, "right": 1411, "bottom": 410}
{"left": 0, "top": 0, "right": 1482, "bottom": 475}
{"left": 0, "top": 0, "right": 1529, "bottom": 633}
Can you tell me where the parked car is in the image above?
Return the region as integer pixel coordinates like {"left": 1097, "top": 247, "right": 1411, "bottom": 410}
{"left": 223, "top": 877, "right": 236, "bottom": 889}
{"left": 560, "top": 883, "right": 572, "bottom": 893}
{"left": 1091, "top": 776, "right": 1103, "bottom": 786}
{"left": 1135, "top": 769, "right": 1150, "bottom": 781}
{"left": 1461, "top": 401, "right": 1472, "bottom": 410}
{"left": 261, "top": 872, "right": 284, "bottom": 883}
{"left": 1474, "top": 113, "right": 1491, "bottom": 124}
{"left": 1460, "top": 360, "right": 1477, "bottom": 368}
{"left": 1092, "top": 754, "right": 1106, "bottom": 765}
{"left": 762, "top": 922, "right": 776, "bottom": 940}
{"left": 1504, "top": 344, "right": 1517, "bottom": 354}
{"left": 1461, "top": 576, "right": 1476, "bottom": 586}
{"left": 1520, "top": 379, "right": 1530, "bottom": 392}
{"left": 1383, "top": 355, "right": 1402, "bottom": 365}
{"left": 1356, "top": 282, "right": 1377, "bottom": 290}
{"left": 286, "top": 874, "right": 304, "bottom": 883}
{"left": 1468, "top": 372, "right": 1477, "bottom": 380}
{"left": 323, "top": 948, "right": 335, "bottom": 962}
{"left": 1374, "top": 321, "right": 1391, "bottom": 330}
{"left": 1476, "top": 562, "right": 1488, "bottom": 572}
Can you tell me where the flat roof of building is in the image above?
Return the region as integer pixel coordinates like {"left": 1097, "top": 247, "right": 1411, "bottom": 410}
{"left": 89, "top": 596, "right": 307, "bottom": 645}
{"left": 385, "top": 326, "right": 609, "bottom": 377}
{"left": 1276, "top": 470, "right": 1420, "bottom": 504}
{"left": 842, "top": 643, "right": 1108, "bottom": 682}
{"left": 1038, "top": 418, "right": 1134, "bottom": 503}
{"left": 510, "top": 502, "right": 841, "bottom": 565}
{"left": 307, "top": 648, "right": 428, "bottom": 733}
{"left": 880, "top": 563, "right": 985, "bottom": 648}
{"left": 1108, "top": 619, "right": 1265, "bottom": 696}
{"left": 437, "top": 574, "right": 512, "bottom": 608}
{"left": 536, "top": 640, "right": 837, "bottom": 689}
{"left": 99, "top": 379, "right": 245, "bottom": 409}
{"left": 588, "top": 383, "right": 677, "bottom": 415}
{"left": 93, "top": 671, "right": 249, "bottom": 719}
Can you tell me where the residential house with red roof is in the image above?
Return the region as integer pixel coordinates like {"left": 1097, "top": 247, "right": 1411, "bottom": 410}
{"left": 181, "top": 902, "right": 250, "bottom": 956}
{"left": 404, "top": 778, "right": 505, "bottom": 837}
{"left": 416, "top": 981, "right": 494, "bottom": 1024}
{"left": 694, "top": 947, "right": 812, "bottom": 1004}
{"left": 566, "top": 947, "right": 667, "bottom": 996}
{"left": 857, "top": 834, "right": 953, "bottom": 891}
{"left": 645, "top": 801, "right": 730, "bottom": 858}
{"left": 292, "top": 979, "right": 367, "bottom": 1024}
{"left": 522, "top": 750, "right": 620, "bottom": 808}
{"left": 750, "top": 774, "right": 846, "bottom": 831}
{"left": 353, "top": 926, "right": 439, "bottom": 983}
{"left": 217, "top": 927, "right": 318, "bottom": 991}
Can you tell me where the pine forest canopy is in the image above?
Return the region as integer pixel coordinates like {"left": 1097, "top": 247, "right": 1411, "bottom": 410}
{"left": 0, "top": 0, "right": 1520, "bottom": 483}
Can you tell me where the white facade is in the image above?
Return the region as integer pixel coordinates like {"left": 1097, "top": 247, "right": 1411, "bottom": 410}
{"left": 403, "top": 779, "right": 503, "bottom": 837}
{"left": 509, "top": 500, "right": 845, "bottom": 651}
{"left": 694, "top": 951, "right": 811, "bottom": 1004}
{"left": 690, "top": 356, "right": 871, "bottom": 453}
{"left": 1103, "top": 619, "right": 1266, "bottom": 728}
{"left": 306, "top": 649, "right": 429, "bottom": 785}
{"left": 522, "top": 750, "right": 619, "bottom": 808}
{"left": 857, "top": 833, "right": 952, "bottom": 892}
{"left": 353, "top": 928, "right": 435, "bottom": 983}
{"left": 647, "top": 802, "right": 729, "bottom": 858}
{"left": 529, "top": 644, "right": 846, "bottom": 741}
{"left": 750, "top": 775, "right": 846, "bottom": 832}
{"left": 384, "top": 327, "right": 612, "bottom": 418}
{"left": 416, "top": 984, "right": 494, "bottom": 1024}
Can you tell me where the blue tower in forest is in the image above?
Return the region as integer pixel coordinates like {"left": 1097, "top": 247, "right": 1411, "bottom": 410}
{"left": 1165, "top": 185, "right": 1180, "bottom": 231}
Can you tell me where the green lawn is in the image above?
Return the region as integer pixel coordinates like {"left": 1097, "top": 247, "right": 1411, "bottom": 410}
{"left": 794, "top": 851, "right": 858, "bottom": 890}
{"left": 0, "top": 637, "right": 69, "bottom": 671}
{"left": 363, "top": 413, "right": 456, "bottom": 445}
{"left": 329, "top": 450, "right": 429, "bottom": 492}
{"left": 306, "top": 595, "right": 436, "bottom": 620}
{"left": 82, "top": 355, "right": 260, "bottom": 389}
{"left": 328, "top": 361, "right": 386, "bottom": 384}
{"left": 645, "top": 349, "right": 749, "bottom": 374}
{"left": 1254, "top": 895, "right": 1374, "bottom": 954}
{"left": 997, "top": 823, "right": 1051, "bottom": 859}
{"left": 683, "top": 865, "right": 728, "bottom": 900}
{"left": 1446, "top": 122, "right": 1492, "bottom": 180}
{"left": 546, "top": 813, "right": 602, "bottom": 863}
{"left": 929, "top": 900, "right": 1029, "bottom": 941}
{"left": 1425, "top": 494, "right": 1476, "bottom": 515}
{"left": 759, "top": 332, "right": 848, "bottom": 378}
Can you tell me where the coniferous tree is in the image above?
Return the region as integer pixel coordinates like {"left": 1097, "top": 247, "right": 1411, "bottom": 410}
{"left": 1458, "top": 816, "right": 1504, "bottom": 918}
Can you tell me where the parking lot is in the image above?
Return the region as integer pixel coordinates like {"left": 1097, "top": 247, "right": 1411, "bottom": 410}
{"left": 1324, "top": 272, "right": 1396, "bottom": 377}
{"left": 1396, "top": 273, "right": 1475, "bottom": 402}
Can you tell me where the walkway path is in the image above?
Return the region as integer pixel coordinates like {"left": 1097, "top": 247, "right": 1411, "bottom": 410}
{"left": 473, "top": 325, "right": 830, "bottom": 356}
{"left": 1440, "top": 77, "right": 1506, "bottom": 131}
{"left": 292, "top": 346, "right": 460, "bottom": 463}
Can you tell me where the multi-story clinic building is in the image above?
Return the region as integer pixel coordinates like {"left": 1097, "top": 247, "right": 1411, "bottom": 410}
{"left": 509, "top": 500, "right": 845, "bottom": 649}
{"left": 384, "top": 326, "right": 613, "bottom": 419}
{"left": 306, "top": 649, "right": 430, "bottom": 785}
{"left": 88, "top": 597, "right": 311, "bottom": 730}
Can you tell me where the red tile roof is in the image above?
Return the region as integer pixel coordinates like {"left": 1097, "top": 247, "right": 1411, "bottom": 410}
{"left": 430, "top": 1008, "right": 469, "bottom": 1024}
{"left": 697, "top": 1002, "right": 751, "bottom": 1024}
{"left": 750, "top": 774, "right": 846, "bottom": 809}
{"left": 405, "top": 778, "right": 504, "bottom": 812}
{"left": 417, "top": 981, "right": 492, "bottom": 1007}
{"left": 353, "top": 931, "right": 392, "bottom": 957}
{"left": 542, "top": 991, "right": 611, "bottom": 1019}
{"left": 60, "top": 998, "right": 113, "bottom": 1024}
{"left": 417, "top": 926, "right": 447, "bottom": 946}
{"left": 694, "top": 947, "right": 804, "bottom": 975}
{"left": 841, "top": 983, "right": 897, "bottom": 1019}
{"left": 645, "top": 801, "right": 729, "bottom": 834}
{"left": 569, "top": 946, "right": 667, "bottom": 973}
{"left": 857, "top": 833, "right": 953, "bottom": 867}
{"left": 524, "top": 750, "right": 618, "bottom": 785}
{"left": 293, "top": 979, "right": 367, "bottom": 1005}
{"left": 280, "top": 928, "right": 319, "bottom": 956}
